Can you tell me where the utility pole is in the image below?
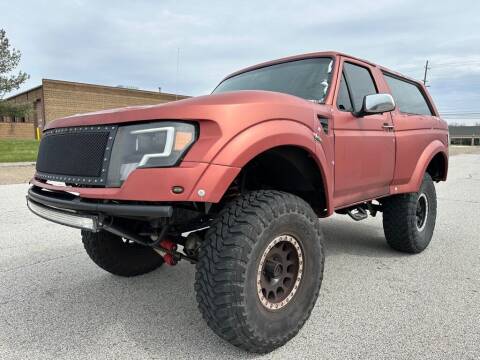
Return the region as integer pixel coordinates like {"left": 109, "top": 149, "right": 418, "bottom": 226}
{"left": 423, "top": 60, "right": 430, "bottom": 86}
{"left": 175, "top": 48, "right": 180, "bottom": 100}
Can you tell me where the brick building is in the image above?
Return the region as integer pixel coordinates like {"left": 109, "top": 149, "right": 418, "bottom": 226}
{"left": 1, "top": 79, "right": 188, "bottom": 139}
{"left": 449, "top": 125, "right": 480, "bottom": 146}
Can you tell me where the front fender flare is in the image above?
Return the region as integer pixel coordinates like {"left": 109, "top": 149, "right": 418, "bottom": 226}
{"left": 212, "top": 120, "right": 316, "bottom": 167}
{"left": 210, "top": 119, "right": 333, "bottom": 211}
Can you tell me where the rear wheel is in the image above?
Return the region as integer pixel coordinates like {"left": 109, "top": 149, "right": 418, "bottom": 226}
{"left": 82, "top": 230, "right": 164, "bottom": 277}
{"left": 195, "top": 190, "right": 324, "bottom": 353}
{"left": 382, "top": 173, "right": 437, "bottom": 253}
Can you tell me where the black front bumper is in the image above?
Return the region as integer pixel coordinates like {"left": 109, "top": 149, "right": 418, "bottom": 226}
{"left": 26, "top": 186, "right": 173, "bottom": 230}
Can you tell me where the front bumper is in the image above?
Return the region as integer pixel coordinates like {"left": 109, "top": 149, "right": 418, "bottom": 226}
{"left": 27, "top": 186, "right": 173, "bottom": 217}
{"left": 27, "top": 199, "right": 100, "bottom": 231}
{"left": 30, "top": 161, "right": 241, "bottom": 203}
{"left": 27, "top": 161, "right": 241, "bottom": 230}
{"left": 26, "top": 186, "right": 173, "bottom": 231}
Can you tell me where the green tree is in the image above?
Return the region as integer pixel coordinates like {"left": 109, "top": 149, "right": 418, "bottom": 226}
{"left": 0, "top": 28, "right": 31, "bottom": 120}
{"left": 0, "top": 29, "right": 29, "bottom": 99}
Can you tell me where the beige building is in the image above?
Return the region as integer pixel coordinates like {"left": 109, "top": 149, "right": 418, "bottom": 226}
{"left": 1, "top": 79, "right": 188, "bottom": 139}
{"left": 449, "top": 125, "right": 480, "bottom": 146}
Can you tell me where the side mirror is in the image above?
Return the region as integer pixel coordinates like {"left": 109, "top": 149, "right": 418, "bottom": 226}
{"left": 356, "top": 93, "right": 395, "bottom": 117}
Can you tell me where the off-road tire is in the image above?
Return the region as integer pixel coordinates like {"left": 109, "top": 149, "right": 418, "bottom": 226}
{"left": 195, "top": 190, "right": 324, "bottom": 353}
{"left": 82, "top": 230, "right": 164, "bottom": 276}
{"left": 382, "top": 173, "right": 437, "bottom": 253}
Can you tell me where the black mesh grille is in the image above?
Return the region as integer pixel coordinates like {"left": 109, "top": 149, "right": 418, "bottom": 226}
{"left": 35, "top": 126, "right": 117, "bottom": 185}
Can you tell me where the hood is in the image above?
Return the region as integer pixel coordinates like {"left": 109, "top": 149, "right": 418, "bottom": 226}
{"left": 45, "top": 90, "right": 319, "bottom": 130}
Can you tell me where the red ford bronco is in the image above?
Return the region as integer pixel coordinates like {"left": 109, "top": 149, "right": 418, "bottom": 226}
{"left": 27, "top": 51, "right": 448, "bottom": 353}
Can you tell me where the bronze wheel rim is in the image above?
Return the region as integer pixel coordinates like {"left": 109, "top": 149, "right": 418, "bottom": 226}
{"left": 256, "top": 235, "right": 303, "bottom": 310}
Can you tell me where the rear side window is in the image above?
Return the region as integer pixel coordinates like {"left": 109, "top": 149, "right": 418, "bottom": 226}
{"left": 384, "top": 74, "right": 432, "bottom": 115}
{"left": 337, "top": 73, "right": 353, "bottom": 112}
{"left": 343, "top": 62, "right": 377, "bottom": 112}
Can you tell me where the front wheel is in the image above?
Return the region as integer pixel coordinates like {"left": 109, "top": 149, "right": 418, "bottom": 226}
{"left": 382, "top": 173, "right": 437, "bottom": 253}
{"left": 82, "top": 230, "right": 164, "bottom": 277}
{"left": 195, "top": 190, "right": 324, "bottom": 353}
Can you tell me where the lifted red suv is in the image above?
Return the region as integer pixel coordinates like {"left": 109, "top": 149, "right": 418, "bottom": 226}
{"left": 27, "top": 51, "right": 448, "bottom": 353}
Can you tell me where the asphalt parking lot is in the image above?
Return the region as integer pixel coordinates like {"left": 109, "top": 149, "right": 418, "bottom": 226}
{"left": 0, "top": 154, "right": 479, "bottom": 360}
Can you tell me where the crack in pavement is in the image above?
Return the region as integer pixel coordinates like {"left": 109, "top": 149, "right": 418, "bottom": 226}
{"left": 438, "top": 197, "right": 480, "bottom": 204}
{"left": 0, "top": 252, "right": 83, "bottom": 274}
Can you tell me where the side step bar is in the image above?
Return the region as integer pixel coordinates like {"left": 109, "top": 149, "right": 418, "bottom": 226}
{"left": 336, "top": 202, "right": 382, "bottom": 221}
{"left": 347, "top": 207, "right": 368, "bottom": 221}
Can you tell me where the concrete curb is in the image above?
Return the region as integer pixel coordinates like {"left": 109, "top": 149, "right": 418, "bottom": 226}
{"left": 0, "top": 162, "right": 36, "bottom": 167}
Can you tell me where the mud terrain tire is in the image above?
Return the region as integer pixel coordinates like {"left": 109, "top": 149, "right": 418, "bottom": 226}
{"left": 383, "top": 173, "right": 437, "bottom": 253}
{"left": 82, "top": 230, "right": 164, "bottom": 276}
{"left": 195, "top": 190, "right": 324, "bottom": 353}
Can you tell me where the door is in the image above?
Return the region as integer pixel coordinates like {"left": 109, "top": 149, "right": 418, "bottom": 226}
{"left": 333, "top": 59, "right": 395, "bottom": 208}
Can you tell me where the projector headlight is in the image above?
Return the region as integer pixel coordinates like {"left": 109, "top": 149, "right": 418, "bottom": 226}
{"left": 107, "top": 121, "right": 196, "bottom": 186}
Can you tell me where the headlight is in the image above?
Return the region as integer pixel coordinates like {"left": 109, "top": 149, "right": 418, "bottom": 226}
{"left": 107, "top": 121, "right": 196, "bottom": 186}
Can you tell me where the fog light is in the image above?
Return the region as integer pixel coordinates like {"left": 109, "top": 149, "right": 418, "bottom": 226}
{"left": 172, "top": 186, "right": 184, "bottom": 194}
{"left": 27, "top": 200, "right": 97, "bottom": 231}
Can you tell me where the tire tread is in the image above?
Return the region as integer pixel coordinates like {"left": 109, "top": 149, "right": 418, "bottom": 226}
{"left": 194, "top": 190, "right": 324, "bottom": 353}
{"left": 382, "top": 174, "right": 437, "bottom": 253}
{"left": 82, "top": 230, "right": 164, "bottom": 277}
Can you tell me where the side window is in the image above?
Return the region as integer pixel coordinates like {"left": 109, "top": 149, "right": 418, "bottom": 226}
{"left": 343, "top": 62, "right": 377, "bottom": 112}
{"left": 336, "top": 73, "right": 353, "bottom": 112}
{"left": 384, "top": 74, "right": 433, "bottom": 115}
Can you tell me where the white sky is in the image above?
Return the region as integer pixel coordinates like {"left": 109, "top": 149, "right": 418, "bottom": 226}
{"left": 2, "top": 0, "right": 480, "bottom": 124}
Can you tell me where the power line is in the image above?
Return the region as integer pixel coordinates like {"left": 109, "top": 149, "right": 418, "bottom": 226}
{"left": 440, "top": 112, "right": 480, "bottom": 115}
{"left": 431, "top": 60, "right": 480, "bottom": 68}
{"left": 419, "top": 58, "right": 480, "bottom": 82}
{"left": 441, "top": 115, "right": 480, "bottom": 117}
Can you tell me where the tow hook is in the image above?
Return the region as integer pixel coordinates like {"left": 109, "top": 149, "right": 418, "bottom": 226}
{"left": 100, "top": 219, "right": 196, "bottom": 265}
{"left": 163, "top": 253, "right": 177, "bottom": 266}
{"left": 159, "top": 239, "right": 177, "bottom": 252}
{"left": 154, "top": 239, "right": 180, "bottom": 265}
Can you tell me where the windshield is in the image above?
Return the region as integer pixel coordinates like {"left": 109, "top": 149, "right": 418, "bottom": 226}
{"left": 213, "top": 57, "right": 333, "bottom": 102}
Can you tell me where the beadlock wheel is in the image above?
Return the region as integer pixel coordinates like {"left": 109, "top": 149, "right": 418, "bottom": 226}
{"left": 257, "top": 235, "right": 303, "bottom": 310}
{"left": 195, "top": 190, "right": 325, "bottom": 353}
{"left": 416, "top": 193, "right": 429, "bottom": 232}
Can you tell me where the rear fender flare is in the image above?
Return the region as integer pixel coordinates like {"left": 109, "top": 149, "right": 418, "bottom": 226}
{"left": 392, "top": 140, "right": 448, "bottom": 194}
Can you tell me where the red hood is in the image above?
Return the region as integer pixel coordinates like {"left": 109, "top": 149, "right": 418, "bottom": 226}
{"left": 45, "top": 90, "right": 319, "bottom": 130}
{"left": 45, "top": 90, "right": 330, "bottom": 166}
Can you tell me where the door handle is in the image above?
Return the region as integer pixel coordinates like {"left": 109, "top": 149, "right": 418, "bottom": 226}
{"left": 382, "top": 123, "right": 394, "bottom": 131}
